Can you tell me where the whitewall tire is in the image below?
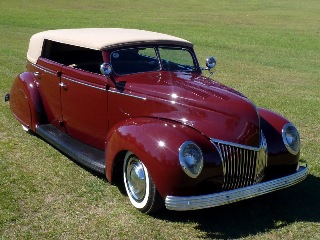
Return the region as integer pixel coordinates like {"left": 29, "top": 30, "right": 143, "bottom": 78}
{"left": 123, "top": 151, "right": 163, "bottom": 214}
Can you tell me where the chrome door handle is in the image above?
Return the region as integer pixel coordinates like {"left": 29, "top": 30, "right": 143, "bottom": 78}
{"left": 59, "top": 82, "right": 68, "bottom": 90}
{"left": 34, "top": 72, "right": 41, "bottom": 79}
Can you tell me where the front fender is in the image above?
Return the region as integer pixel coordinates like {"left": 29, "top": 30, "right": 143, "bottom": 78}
{"left": 259, "top": 108, "right": 300, "bottom": 176}
{"left": 10, "top": 72, "right": 45, "bottom": 131}
{"left": 105, "top": 118, "right": 221, "bottom": 198}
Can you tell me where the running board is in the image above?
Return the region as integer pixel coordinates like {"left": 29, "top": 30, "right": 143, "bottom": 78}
{"left": 36, "top": 124, "right": 105, "bottom": 174}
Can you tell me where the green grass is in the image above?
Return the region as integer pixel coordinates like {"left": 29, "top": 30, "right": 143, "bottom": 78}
{"left": 0, "top": 0, "right": 319, "bottom": 239}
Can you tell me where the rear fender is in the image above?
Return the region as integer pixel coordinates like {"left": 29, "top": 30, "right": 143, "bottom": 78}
{"left": 105, "top": 118, "right": 219, "bottom": 197}
{"left": 10, "top": 72, "right": 45, "bottom": 131}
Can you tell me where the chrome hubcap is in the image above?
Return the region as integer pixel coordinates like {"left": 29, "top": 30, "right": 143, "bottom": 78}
{"left": 126, "top": 157, "right": 146, "bottom": 202}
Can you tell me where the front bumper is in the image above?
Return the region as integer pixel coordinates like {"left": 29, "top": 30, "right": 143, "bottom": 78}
{"left": 165, "top": 165, "right": 308, "bottom": 211}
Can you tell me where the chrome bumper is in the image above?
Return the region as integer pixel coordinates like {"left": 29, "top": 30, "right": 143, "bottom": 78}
{"left": 165, "top": 165, "right": 308, "bottom": 211}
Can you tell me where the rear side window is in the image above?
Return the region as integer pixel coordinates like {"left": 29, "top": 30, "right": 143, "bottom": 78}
{"left": 41, "top": 40, "right": 103, "bottom": 74}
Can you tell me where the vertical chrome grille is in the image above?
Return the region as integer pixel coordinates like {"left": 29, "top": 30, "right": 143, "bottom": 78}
{"left": 211, "top": 132, "right": 268, "bottom": 190}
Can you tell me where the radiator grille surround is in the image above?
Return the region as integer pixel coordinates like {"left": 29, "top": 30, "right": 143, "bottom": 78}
{"left": 211, "top": 132, "right": 268, "bottom": 190}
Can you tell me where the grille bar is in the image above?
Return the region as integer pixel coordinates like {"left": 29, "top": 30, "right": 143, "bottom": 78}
{"left": 212, "top": 133, "right": 268, "bottom": 190}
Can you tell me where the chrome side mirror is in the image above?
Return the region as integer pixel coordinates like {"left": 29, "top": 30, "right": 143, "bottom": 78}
{"left": 206, "top": 57, "right": 216, "bottom": 70}
{"left": 205, "top": 57, "right": 216, "bottom": 78}
{"left": 100, "top": 63, "right": 112, "bottom": 77}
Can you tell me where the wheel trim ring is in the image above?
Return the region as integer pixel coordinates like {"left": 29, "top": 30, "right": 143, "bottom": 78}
{"left": 126, "top": 157, "right": 146, "bottom": 202}
{"left": 123, "top": 151, "right": 150, "bottom": 209}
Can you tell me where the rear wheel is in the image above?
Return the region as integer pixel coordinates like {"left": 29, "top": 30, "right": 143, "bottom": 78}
{"left": 123, "top": 151, "right": 163, "bottom": 214}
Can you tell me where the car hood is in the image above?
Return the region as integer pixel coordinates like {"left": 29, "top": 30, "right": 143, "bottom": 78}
{"left": 116, "top": 71, "right": 260, "bottom": 147}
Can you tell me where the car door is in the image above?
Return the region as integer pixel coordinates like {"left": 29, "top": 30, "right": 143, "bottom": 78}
{"left": 60, "top": 66, "right": 108, "bottom": 150}
{"left": 36, "top": 57, "right": 65, "bottom": 132}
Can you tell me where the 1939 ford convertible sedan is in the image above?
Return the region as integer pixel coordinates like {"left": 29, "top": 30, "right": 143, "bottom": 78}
{"left": 6, "top": 28, "right": 307, "bottom": 214}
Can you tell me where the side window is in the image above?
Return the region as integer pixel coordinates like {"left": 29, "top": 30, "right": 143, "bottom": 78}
{"left": 41, "top": 40, "right": 103, "bottom": 74}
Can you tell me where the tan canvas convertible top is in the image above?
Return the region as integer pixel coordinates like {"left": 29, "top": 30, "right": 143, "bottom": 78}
{"left": 27, "top": 28, "right": 193, "bottom": 64}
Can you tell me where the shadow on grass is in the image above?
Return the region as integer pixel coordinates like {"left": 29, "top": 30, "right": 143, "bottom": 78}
{"left": 34, "top": 133, "right": 318, "bottom": 238}
{"left": 57, "top": 146, "right": 319, "bottom": 238}
{"left": 154, "top": 174, "right": 320, "bottom": 239}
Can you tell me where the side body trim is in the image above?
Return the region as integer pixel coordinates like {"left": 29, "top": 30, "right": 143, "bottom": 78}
{"left": 32, "top": 62, "right": 146, "bottom": 100}
{"left": 108, "top": 89, "right": 147, "bottom": 100}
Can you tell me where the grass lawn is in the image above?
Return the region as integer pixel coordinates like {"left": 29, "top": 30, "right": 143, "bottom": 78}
{"left": 0, "top": 0, "right": 319, "bottom": 239}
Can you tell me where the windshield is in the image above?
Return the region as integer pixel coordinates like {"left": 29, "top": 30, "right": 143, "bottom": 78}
{"left": 110, "top": 46, "right": 197, "bottom": 75}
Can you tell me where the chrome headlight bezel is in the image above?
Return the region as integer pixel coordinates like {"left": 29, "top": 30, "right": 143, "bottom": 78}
{"left": 179, "top": 141, "right": 203, "bottom": 178}
{"left": 282, "top": 123, "right": 300, "bottom": 155}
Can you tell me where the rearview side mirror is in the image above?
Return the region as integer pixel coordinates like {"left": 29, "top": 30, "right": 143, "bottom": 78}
{"left": 100, "top": 63, "right": 117, "bottom": 88}
{"left": 205, "top": 57, "right": 216, "bottom": 78}
{"left": 206, "top": 57, "right": 216, "bottom": 70}
{"left": 100, "top": 63, "right": 112, "bottom": 76}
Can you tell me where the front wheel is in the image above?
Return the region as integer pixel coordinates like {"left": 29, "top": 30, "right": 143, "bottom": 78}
{"left": 123, "top": 151, "right": 163, "bottom": 214}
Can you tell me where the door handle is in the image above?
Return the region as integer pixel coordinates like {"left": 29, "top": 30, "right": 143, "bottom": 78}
{"left": 34, "top": 72, "right": 41, "bottom": 79}
{"left": 59, "top": 82, "right": 68, "bottom": 90}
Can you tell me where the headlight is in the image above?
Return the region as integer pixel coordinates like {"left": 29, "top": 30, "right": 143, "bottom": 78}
{"left": 282, "top": 123, "right": 300, "bottom": 155}
{"left": 179, "top": 141, "right": 203, "bottom": 178}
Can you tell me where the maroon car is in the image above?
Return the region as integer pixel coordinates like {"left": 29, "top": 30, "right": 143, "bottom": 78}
{"left": 6, "top": 28, "right": 307, "bottom": 214}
